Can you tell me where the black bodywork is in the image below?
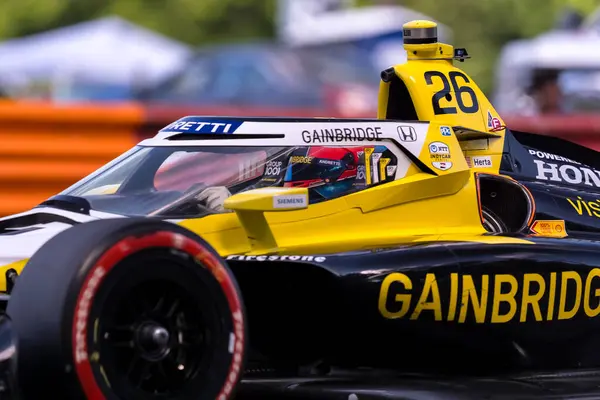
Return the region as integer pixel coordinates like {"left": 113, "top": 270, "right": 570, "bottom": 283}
{"left": 237, "top": 370, "right": 600, "bottom": 399}
{"left": 230, "top": 129, "right": 600, "bottom": 398}
{"left": 501, "top": 129, "right": 600, "bottom": 235}
{"left": 229, "top": 237, "right": 600, "bottom": 399}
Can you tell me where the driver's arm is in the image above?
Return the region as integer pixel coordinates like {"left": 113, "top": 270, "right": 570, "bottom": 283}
{"left": 195, "top": 186, "right": 233, "bottom": 213}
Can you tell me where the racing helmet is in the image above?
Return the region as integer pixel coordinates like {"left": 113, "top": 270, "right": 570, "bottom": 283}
{"left": 283, "top": 146, "right": 360, "bottom": 200}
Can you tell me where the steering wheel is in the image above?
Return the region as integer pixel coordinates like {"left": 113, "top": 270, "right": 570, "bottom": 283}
{"left": 184, "top": 183, "right": 212, "bottom": 211}
{"left": 149, "top": 183, "right": 213, "bottom": 217}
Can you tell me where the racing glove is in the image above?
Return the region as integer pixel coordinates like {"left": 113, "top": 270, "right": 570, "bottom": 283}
{"left": 195, "top": 186, "right": 233, "bottom": 213}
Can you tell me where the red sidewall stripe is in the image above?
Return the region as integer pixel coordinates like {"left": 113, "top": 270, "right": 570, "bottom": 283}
{"left": 71, "top": 231, "right": 244, "bottom": 400}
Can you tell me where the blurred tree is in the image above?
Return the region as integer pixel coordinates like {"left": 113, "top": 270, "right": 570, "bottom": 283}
{"left": 0, "top": 0, "right": 275, "bottom": 45}
{"left": 103, "top": 0, "right": 276, "bottom": 45}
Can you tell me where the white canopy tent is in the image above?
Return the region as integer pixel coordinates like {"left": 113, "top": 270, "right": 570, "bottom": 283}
{"left": 0, "top": 16, "right": 192, "bottom": 96}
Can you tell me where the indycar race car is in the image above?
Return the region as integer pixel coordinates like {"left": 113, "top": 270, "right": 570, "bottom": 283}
{"left": 3, "top": 20, "right": 600, "bottom": 399}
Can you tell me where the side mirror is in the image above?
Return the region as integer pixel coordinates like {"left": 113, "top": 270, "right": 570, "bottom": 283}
{"left": 223, "top": 187, "right": 309, "bottom": 253}
{"left": 224, "top": 187, "right": 308, "bottom": 212}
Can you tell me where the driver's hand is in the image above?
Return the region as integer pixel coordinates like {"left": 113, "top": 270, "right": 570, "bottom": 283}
{"left": 195, "top": 186, "right": 232, "bottom": 213}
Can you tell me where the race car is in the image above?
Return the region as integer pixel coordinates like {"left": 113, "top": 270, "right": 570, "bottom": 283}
{"left": 1, "top": 20, "right": 600, "bottom": 399}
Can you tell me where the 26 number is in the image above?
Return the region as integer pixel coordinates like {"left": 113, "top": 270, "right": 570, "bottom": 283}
{"left": 424, "top": 71, "right": 479, "bottom": 115}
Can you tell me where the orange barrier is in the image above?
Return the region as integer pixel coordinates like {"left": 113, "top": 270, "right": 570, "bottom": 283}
{"left": 0, "top": 101, "right": 143, "bottom": 216}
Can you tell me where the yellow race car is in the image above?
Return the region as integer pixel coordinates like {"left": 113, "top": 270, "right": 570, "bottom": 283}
{"left": 0, "top": 20, "right": 598, "bottom": 399}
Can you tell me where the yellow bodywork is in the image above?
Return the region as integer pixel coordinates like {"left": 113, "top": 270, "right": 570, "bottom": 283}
{"left": 0, "top": 21, "right": 533, "bottom": 290}
{"left": 161, "top": 21, "right": 531, "bottom": 255}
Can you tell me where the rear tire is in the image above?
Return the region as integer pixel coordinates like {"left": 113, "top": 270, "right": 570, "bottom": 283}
{"left": 7, "top": 218, "right": 246, "bottom": 399}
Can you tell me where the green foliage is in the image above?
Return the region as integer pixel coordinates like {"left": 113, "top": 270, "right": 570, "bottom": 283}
{"left": 0, "top": 0, "right": 596, "bottom": 94}
{"left": 0, "top": 0, "right": 275, "bottom": 44}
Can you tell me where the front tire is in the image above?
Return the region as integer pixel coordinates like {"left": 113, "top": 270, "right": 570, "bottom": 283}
{"left": 7, "top": 218, "right": 246, "bottom": 400}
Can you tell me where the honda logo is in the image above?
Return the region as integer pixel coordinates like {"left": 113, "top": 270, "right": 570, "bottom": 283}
{"left": 397, "top": 126, "right": 417, "bottom": 142}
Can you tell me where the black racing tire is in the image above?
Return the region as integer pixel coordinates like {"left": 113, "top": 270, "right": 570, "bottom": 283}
{"left": 6, "top": 218, "right": 246, "bottom": 400}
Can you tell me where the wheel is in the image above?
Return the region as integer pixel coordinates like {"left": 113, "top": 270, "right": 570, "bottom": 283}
{"left": 6, "top": 218, "right": 246, "bottom": 400}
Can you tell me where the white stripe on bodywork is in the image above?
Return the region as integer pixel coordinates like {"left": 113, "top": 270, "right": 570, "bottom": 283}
{"left": 0, "top": 206, "right": 123, "bottom": 223}
{"left": 0, "top": 207, "right": 126, "bottom": 265}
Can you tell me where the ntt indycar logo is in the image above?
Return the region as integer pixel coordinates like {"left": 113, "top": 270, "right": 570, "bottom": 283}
{"left": 429, "top": 142, "right": 450, "bottom": 154}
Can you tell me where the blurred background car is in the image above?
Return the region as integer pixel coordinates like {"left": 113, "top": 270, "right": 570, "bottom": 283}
{"left": 135, "top": 42, "right": 379, "bottom": 116}
{"left": 491, "top": 5, "right": 600, "bottom": 146}
{"left": 493, "top": 23, "right": 600, "bottom": 116}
